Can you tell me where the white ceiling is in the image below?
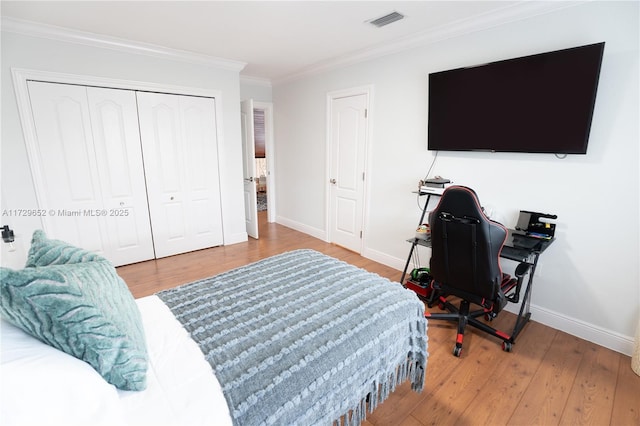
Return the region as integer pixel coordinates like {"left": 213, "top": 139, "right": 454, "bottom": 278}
{"left": 1, "top": 1, "right": 576, "bottom": 83}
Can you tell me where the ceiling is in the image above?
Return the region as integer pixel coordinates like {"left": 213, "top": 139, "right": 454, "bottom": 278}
{"left": 1, "top": 1, "right": 575, "bottom": 83}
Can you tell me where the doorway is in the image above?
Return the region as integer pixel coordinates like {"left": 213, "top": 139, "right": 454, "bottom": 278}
{"left": 241, "top": 100, "right": 275, "bottom": 239}
{"left": 254, "top": 102, "right": 275, "bottom": 224}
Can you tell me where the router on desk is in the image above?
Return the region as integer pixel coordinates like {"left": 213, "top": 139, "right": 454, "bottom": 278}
{"left": 420, "top": 178, "right": 452, "bottom": 195}
{"left": 424, "top": 177, "right": 451, "bottom": 187}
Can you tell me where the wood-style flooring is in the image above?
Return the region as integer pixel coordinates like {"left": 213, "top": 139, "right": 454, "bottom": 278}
{"left": 117, "top": 212, "right": 639, "bottom": 426}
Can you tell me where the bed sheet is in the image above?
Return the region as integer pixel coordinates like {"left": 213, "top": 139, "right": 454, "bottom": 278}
{"left": 118, "top": 295, "right": 232, "bottom": 425}
{"left": 0, "top": 295, "right": 231, "bottom": 426}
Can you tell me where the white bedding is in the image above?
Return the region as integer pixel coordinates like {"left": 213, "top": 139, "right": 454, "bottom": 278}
{"left": 0, "top": 295, "right": 232, "bottom": 426}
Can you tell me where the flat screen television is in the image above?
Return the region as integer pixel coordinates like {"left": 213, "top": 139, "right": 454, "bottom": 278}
{"left": 427, "top": 42, "right": 605, "bottom": 154}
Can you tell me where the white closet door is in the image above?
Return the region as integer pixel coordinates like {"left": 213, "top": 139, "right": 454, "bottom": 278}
{"left": 86, "top": 87, "right": 155, "bottom": 265}
{"left": 136, "top": 92, "right": 223, "bottom": 258}
{"left": 26, "top": 81, "right": 155, "bottom": 266}
{"left": 27, "top": 81, "right": 108, "bottom": 256}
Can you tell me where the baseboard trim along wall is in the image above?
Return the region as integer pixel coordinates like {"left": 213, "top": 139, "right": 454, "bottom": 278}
{"left": 275, "top": 216, "right": 327, "bottom": 241}
{"left": 518, "top": 304, "right": 635, "bottom": 357}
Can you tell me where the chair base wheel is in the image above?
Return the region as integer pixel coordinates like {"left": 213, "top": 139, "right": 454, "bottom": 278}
{"left": 502, "top": 341, "right": 513, "bottom": 352}
{"left": 484, "top": 312, "right": 497, "bottom": 322}
{"left": 453, "top": 346, "right": 462, "bottom": 357}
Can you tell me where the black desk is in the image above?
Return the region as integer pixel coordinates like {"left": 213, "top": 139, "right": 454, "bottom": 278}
{"left": 501, "top": 231, "right": 554, "bottom": 262}
{"left": 402, "top": 230, "right": 553, "bottom": 281}
{"left": 402, "top": 230, "right": 554, "bottom": 343}
{"left": 401, "top": 190, "right": 554, "bottom": 282}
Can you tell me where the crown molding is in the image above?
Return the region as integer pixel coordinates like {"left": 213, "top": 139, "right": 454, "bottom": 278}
{"left": 1, "top": 16, "right": 247, "bottom": 72}
{"left": 274, "top": 1, "right": 585, "bottom": 85}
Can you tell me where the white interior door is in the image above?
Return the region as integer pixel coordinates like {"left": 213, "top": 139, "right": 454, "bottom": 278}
{"left": 328, "top": 93, "right": 368, "bottom": 252}
{"left": 254, "top": 102, "right": 276, "bottom": 223}
{"left": 240, "top": 99, "right": 258, "bottom": 239}
{"left": 26, "top": 81, "right": 154, "bottom": 266}
{"left": 86, "top": 87, "right": 155, "bottom": 265}
{"left": 137, "top": 92, "right": 223, "bottom": 258}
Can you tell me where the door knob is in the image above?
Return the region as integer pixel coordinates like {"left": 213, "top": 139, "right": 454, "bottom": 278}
{"left": 244, "top": 177, "right": 254, "bottom": 182}
{"left": 330, "top": 178, "right": 337, "bottom": 184}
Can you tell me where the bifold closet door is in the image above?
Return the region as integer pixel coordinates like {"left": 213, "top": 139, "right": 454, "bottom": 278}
{"left": 136, "top": 92, "right": 223, "bottom": 258}
{"left": 26, "top": 81, "right": 155, "bottom": 266}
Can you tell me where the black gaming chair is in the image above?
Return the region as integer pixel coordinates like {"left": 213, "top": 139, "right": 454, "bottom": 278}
{"left": 425, "top": 186, "right": 530, "bottom": 357}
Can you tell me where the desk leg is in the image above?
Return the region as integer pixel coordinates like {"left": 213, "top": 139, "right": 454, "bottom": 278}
{"left": 401, "top": 194, "right": 432, "bottom": 285}
{"left": 510, "top": 253, "right": 539, "bottom": 341}
{"left": 400, "top": 242, "right": 417, "bottom": 285}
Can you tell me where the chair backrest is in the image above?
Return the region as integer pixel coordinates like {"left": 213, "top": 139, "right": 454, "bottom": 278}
{"left": 428, "top": 186, "right": 507, "bottom": 304}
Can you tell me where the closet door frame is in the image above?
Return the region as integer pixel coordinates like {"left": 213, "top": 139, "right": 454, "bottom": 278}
{"left": 12, "top": 67, "right": 228, "bottom": 245}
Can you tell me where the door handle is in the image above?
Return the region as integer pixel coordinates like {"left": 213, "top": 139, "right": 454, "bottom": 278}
{"left": 244, "top": 177, "right": 254, "bottom": 182}
{"left": 330, "top": 178, "right": 337, "bottom": 184}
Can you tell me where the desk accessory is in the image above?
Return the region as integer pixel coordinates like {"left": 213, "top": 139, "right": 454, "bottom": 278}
{"left": 515, "top": 210, "right": 557, "bottom": 239}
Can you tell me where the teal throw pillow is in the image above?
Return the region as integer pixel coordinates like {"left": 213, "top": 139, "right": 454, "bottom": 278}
{"left": 25, "top": 229, "right": 105, "bottom": 267}
{"left": 0, "top": 231, "right": 148, "bottom": 391}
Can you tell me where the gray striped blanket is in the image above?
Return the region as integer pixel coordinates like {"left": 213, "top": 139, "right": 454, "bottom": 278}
{"left": 157, "top": 249, "right": 428, "bottom": 426}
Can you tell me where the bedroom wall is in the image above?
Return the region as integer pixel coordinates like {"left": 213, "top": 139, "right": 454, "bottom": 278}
{"left": 240, "top": 77, "right": 273, "bottom": 102}
{"left": 272, "top": 1, "right": 639, "bottom": 354}
{"left": 0, "top": 30, "right": 248, "bottom": 269}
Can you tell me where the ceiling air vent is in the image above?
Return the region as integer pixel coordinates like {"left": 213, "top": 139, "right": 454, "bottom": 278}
{"left": 368, "top": 11, "right": 405, "bottom": 28}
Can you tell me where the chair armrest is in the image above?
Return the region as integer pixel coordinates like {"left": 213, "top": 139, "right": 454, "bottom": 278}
{"left": 515, "top": 262, "right": 531, "bottom": 278}
{"left": 506, "top": 263, "right": 531, "bottom": 303}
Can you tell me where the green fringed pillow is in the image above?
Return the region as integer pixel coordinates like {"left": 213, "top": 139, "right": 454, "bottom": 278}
{"left": 0, "top": 231, "right": 148, "bottom": 391}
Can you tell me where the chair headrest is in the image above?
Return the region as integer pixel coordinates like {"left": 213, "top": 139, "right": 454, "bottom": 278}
{"left": 434, "top": 186, "right": 486, "bottom": 221}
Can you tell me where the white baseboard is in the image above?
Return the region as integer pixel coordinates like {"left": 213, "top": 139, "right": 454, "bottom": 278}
{"left": 275, "top": 216, "right": 327, "bottom": 241}
{"left": 511, "top": 303, "right": 635, "bottom": 356}
{"left": 361, "top": 247, "right": 406, "bottom": 281}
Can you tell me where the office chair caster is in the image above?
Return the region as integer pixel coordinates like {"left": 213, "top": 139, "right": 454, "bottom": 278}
{"left": 453, "top": 345, "right": 462, "bottom": 357}
{"left": 502, "top": 341, "right": 513, "bottom": 352}
{"left": 484, "top": 312, "right": 497, "bottom": 321}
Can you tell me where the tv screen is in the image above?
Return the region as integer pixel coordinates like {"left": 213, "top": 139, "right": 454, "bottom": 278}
{"left": 427, "top": 42, "right": 605, "bottom": 154}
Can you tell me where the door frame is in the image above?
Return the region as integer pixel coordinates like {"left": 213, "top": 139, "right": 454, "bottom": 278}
{"left": 254, "top": 101, "right": 276, "bottom": 223}
{"left": 11, "top": 67, "right": 228, "bottom": 240}
{"left": 325, "top": 85, "right": 374, "bottom": 252}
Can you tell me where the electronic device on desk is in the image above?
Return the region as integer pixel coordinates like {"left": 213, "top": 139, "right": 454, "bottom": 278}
{"left": 419, "top": 177, "right": 451, "bottom": 195}
{"left": 513, "top": 210, "right": 557, "bottom": 240}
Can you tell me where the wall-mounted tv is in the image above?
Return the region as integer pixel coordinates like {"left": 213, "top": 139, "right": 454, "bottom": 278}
{"left": 427, "top": 42, "right": 605, "bottom": 154}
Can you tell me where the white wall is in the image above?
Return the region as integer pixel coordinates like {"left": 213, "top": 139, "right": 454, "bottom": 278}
{"left": 240, "top": 77, "right": 273, "bottom": 102}
{"left": 273, "top": 1, "right": 639, "bottom": 354}
{"left": 0, "top": 30, "right": 248, "bottom": 268}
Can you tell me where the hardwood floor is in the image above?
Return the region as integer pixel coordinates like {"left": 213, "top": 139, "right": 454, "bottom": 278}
{"left": 118, "top": 211, "right": 639, "bottom": 426}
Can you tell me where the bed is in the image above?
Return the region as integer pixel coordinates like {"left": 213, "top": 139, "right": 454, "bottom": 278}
{"left": 1, "top": 232, "right": 428, "bottom": 426}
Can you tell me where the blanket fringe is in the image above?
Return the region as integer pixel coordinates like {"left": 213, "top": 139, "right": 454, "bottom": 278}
{"left": 336, "top": 357, "right": 426, "bottom": 426}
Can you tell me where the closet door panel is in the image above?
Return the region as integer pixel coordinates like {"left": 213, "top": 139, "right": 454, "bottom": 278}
{"left": 27, "top": 81, "right": 109, "bottom": 256}
{"left": 87, "top": 87, "right": 155, "bottom": 265}
{"left": 137, "top": 92, "right": 223, "bottom": 258}
{"left": 155, "top": 104, "right": 183, "bottom": 193}
{"left": 136, "top": 93, "right": 188, "bottom": 256}
{"left": 181, "top": 96, "right": 223, "bottom": 240}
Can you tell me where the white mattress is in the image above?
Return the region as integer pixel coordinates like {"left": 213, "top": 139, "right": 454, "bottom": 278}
{"left": 0, "top": 295, "right": 232, "bottom": 426}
